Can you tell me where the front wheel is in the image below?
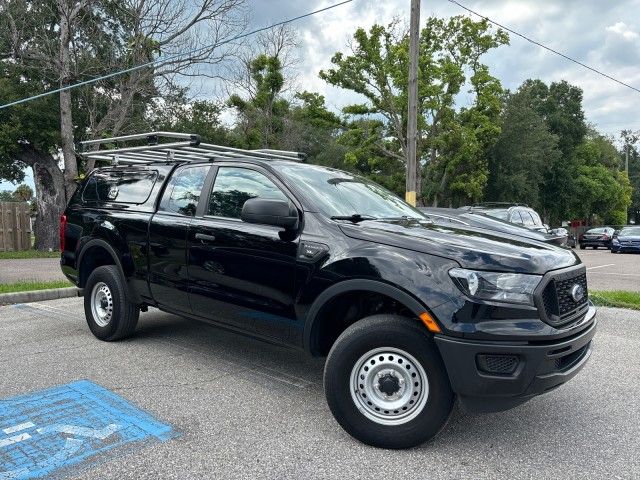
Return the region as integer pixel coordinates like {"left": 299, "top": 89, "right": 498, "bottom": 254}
{"left": 84, "top": 265, "right": 139, "bottom": 341}
{"left": 324, "top": 315, "right": 454, "bottom": 449}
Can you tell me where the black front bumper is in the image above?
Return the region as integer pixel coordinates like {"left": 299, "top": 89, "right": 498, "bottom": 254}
{"left": 435, "top": 306, "right": 597, "bottom": 413}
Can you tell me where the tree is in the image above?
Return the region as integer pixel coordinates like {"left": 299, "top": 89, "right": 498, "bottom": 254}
{"left": 150, "top": 97, "right": 229, "bottom": 144}
{"left": 621, "top": 129, "right": 640, "bottom": 223}
{"left": 0, "top": 60, "right": 66, "bottom": 250}
{"left": 12, "top": 184, "right": 33, "bottom": 202}
{"left": 1, "top": 0, "right": 246, "bottom": 249}
{"left": 282, "top": 91, "right": 343, "bottom": 162}
{"left": 513, "top": 80, "right": 587, "bottom": 223}
{"left": 320, "top": 17, "right": 508, "bottom": 206}
{"left": 485, "top": 86, "right": 561, "bottom": 209}
{"left": 228, "top": 54, "right": 289, "bottom": 148}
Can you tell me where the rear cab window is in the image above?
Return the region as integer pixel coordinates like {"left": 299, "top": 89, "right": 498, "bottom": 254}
{"left": 83, "top": 170, "right": 158, "bottom": 205}
{"left": 159, "top": 164, "right": 210, "bottom": 216}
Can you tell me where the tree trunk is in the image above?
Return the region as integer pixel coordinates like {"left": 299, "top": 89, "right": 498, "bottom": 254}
{"left": 58, "top": 2, "right": 78, "bottom": 199}
{"left": 32, "top": 159, "right": 67, "bottom": 251}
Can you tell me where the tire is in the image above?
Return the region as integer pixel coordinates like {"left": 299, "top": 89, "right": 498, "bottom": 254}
{"left": 84, "top": 265, "right": 139, "bottom": 341}
{"left": 324, "top": 314, "right": 454, "bottom": 449}
{"left": 580, "top": 244, "right": 585, "bottom": 250}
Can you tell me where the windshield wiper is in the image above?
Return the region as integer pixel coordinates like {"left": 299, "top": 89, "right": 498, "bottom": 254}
{"left": 330, "top": 214, "right": 377, "bottom": 223}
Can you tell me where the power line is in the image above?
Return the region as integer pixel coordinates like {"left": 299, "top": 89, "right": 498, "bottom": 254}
{"left": 0, "top": 0, "right": 356, "bottom": 110}
{"left": 447, "top": 0, "right": 640, "bottom": 95}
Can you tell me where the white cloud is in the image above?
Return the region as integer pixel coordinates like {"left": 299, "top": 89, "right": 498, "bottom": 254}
{"left": 194, "top": 0, "right": 640, "bottom": 138}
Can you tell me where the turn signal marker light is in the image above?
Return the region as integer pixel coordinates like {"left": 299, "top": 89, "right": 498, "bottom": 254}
{"left": 419, "top": 312, "right": 441, "bottom": 333}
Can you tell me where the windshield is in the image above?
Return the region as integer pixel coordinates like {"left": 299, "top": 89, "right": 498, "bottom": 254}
{"left": 620, "top": 227, "right": 640, "bottom": 236}
{"left": 278, "top": 163, "right": 424, "bottom": 219}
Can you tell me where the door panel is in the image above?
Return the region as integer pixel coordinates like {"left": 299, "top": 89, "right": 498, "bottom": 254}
{"left": 187, "top": 166, "right": 299, "bottom": 340}
{"left": 148, "top": 164, "right": 211, "bottom": 313}
{"left": 148, "top": 213, "right": 192, "bottom": 312}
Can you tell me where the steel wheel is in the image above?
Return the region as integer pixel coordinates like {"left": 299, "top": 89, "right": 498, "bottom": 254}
{"left": 349, "top": 346, "right": 429, "bottom": 426}
{"left": 91, "top": 281, "right": 113, "bottom": 327}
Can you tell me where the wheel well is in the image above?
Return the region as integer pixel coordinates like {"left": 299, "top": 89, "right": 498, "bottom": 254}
{"left": 309, "top": 290, "right": 418, "bottom": 357}
{"left": 78, "top": 246, "right": 116, "bottom": 288}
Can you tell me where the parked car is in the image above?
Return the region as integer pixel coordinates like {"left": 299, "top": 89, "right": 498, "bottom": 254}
{"left": 468, "top": 203, "right": 549, "bottom": 233}
{"left": 611, "top": 226, "right": 640, "bottom": 253}
{"left": 579, "top": 227, "right": 615, "bottom": 250}
{"left": 419, "top": 207, "right": 569, "bottom": 247}
{"left": 61, "top": 132, "right": 596, "bottom": 449}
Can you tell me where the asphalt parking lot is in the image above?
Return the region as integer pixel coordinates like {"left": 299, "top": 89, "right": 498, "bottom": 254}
{"left": 575, "top": 248, "right": 640, "bottom": 292}
{"left": 1, "top": 297, "right": 639, "bottom": 479}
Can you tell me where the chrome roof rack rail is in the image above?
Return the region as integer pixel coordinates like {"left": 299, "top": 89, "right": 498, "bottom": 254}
{"left": 78, "top": 131, "right": 306, "bottom": 165}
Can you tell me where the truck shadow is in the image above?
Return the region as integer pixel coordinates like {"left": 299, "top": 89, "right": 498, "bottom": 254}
{"left": 132, "top": 309, "right": 603, "bottom": 455}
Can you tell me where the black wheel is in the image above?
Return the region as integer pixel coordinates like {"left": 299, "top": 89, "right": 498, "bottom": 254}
{"left": 84, "top": 265, "right": 139, "bottom": 341}
{"left": 324, "top": 314, "right": 454, "bottom": 449}
{"left": 580, "top": 244, "right": 585, "bottom": 250}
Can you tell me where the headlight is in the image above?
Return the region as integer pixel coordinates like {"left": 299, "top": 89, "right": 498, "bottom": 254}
{"left": 612, "top": 238, "right": 619, "bottom": 244}
{"left": 449, "top": 268, "right": 541, "bottom": 306}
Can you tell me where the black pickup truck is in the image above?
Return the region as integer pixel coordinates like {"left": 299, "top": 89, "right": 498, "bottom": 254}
{"left": 61, "top": 132, "right": 596, "bottom": 449}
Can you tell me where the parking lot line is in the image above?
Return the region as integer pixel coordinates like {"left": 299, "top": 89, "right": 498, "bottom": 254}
{"left": 588, "top": 272, "right": 640, "bottom": 277}
{"left": 586, "top": 264, "right": 615, "bottom": 270}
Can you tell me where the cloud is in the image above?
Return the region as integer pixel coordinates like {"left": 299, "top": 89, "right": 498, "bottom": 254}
{"left": 196, "top": 0, "right": 640, "bottom": 138}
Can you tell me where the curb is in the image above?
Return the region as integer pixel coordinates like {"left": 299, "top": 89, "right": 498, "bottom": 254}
{"left": 0, "top": 287, "right": 82, "bottom": 305}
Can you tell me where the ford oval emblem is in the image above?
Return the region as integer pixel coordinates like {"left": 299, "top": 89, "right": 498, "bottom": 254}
{"left": 570, "top": 284, "right": 585, "bottom": 303}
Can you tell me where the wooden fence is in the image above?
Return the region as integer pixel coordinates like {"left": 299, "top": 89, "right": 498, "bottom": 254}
{"left": 0, "top": 202, "right": 32, "bottom": 251}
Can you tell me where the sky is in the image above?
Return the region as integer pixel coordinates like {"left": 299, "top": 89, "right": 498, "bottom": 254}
{"left": 3, "top": 0, "right": 640, "bottom": 192}
{"left": 240, "top": 0, "right": 640, "bottom": 133}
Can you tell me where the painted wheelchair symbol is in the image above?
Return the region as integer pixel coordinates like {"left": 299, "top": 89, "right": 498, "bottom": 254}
{"left": 0, "top": 421, "right": 121, "bottom": 479}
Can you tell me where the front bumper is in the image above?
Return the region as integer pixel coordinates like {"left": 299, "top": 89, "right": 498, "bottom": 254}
{"left": 612, "top": 243, "right": 640, "bottom": 252}
{"left": 434, "top": 306, "right": 597, "bottom": 413}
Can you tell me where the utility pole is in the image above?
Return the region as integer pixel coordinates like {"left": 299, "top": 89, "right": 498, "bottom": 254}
{"left": 626, "top": 143, "right": 629, "bottom": 173}
{"left": 405, "top": 0, "right": 420, "bottom": 206}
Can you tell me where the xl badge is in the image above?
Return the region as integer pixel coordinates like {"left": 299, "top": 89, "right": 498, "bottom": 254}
{"left": 570, "top": 284, "right": 585, "bottom": 302}
{"left": 107, "top": 185, "right": 119, "bottom": 200}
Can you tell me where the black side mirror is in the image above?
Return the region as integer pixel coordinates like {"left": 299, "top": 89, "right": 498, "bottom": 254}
{"left": 241, "top": 197, "right": 299, "bottom": 230}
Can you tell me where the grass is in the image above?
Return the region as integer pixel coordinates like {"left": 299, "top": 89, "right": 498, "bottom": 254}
{"left": 590, "top": 290, "right": 640, "bottom": 311}
{"left": 0, "top": 280, "right": 72, "bottom": 294}
{"left": 0, "top": 250, "right": 60, "bottom": 259}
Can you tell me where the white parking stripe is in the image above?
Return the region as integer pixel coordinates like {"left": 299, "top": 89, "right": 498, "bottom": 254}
{"left": 588, "top": 272, "right": 640, "bottom": 277}
{"left": 2, "top": 422, "right": 35, "bottom": 434}
{"left": 587, "top": 264, "right": 616, "bottom": 270}
{"left": 0, "top": 433, "right": 31, "bottom": 448}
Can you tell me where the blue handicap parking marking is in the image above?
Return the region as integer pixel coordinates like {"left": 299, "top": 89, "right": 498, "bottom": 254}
{"left": 0, "top": 380, "right": 176, "bottom": 479}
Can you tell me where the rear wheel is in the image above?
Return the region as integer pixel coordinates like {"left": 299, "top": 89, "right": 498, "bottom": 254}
{"left": 84, "top": 265, "right": 139, "bottom": 341}
{"left": 324, "top": 315, "right": 454, "bottom": 449}
{"left": 580, "top": 244, "right": 586, "bottom": 250}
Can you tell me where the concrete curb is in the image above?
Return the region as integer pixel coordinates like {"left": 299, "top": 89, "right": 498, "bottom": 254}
{"left": 0, "top": 287, "right": 81, "bottom": 305}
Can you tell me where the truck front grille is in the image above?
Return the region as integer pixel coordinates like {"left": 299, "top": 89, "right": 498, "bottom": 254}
{"left": 540, "top": 269, "right": 589, "bottom": 327}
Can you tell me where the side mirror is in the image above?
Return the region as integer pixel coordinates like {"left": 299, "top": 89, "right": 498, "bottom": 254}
{"left": 241, "top": 197, "right": 299, "bottom": 230}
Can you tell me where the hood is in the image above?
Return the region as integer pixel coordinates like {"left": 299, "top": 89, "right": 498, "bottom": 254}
{"left": 339, "top": 218, "right": 579, "bottom": 275}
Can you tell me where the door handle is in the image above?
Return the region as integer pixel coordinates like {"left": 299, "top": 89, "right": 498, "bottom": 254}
{"left": 195, "top": 233, "right": 216, "bottom": 243}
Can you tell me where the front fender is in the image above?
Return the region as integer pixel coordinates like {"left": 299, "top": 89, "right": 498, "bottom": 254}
{"left": 299, "top": 243, "right": 462, "bottom": 353}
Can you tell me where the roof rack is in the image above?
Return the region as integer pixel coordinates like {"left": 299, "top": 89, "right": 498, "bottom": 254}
{"left": 471, "top": 202, "right": 529, "bottom": 208}
{"left": 79, "top": 131, "right": 306, "bottom": 165}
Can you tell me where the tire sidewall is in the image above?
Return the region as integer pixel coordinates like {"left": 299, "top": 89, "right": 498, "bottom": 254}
{"left": 324, "top": 315, "right": 454, "bottom": 449}
{"left": 84, "top": 266, "right": 128, "bottom": 340}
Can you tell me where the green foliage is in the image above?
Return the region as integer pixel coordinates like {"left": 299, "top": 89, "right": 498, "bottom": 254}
{"left": 486, "top": 87, "right": 561, "bottom": 208}
{"left": 151, "top": 99, "right": 229, "bottom": 144}
{"left": 228, "top": 54, "right": 290, "bottom": 149}
{"left": 320, "top": 17, "right": 508, "bottom": 206}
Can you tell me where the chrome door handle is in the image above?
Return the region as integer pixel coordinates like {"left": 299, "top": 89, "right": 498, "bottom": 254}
{"left": 195, "top": 233, "right": 216, "bottom": 243}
